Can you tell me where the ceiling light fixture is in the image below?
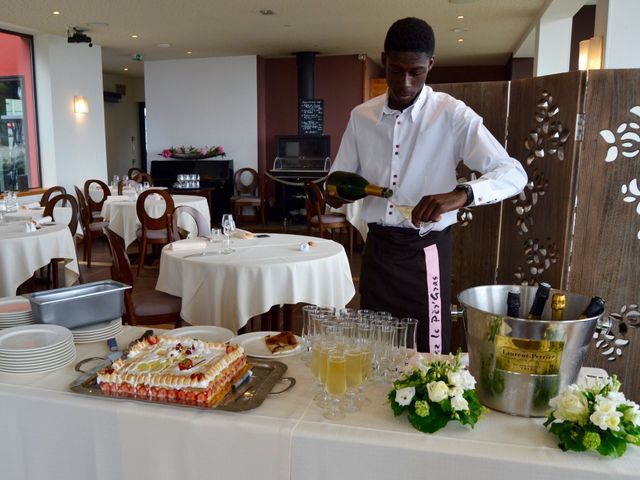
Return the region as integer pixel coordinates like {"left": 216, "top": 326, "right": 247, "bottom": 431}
{"left": 131, "top": 34, "right": 138, "bottom": 39}
{"left": 123, "top": 67, "right": 129, "bottom": 71}
{"left": 157, "top": 43, "right": 170, "bottom": 48}
{"left": 186, "top": 51, "right": 192, "bottom": 55}
{"left": 52, "top": 11, "right": 61, "bottom": 15}
{"left": 259, "top": 9, "right": 276, "bottom": 15}
{"left": 458, "top": 38, "right": 464, "bottom": 43}
{"left": 457, "top": 15, "right": 464, "bottom": 19}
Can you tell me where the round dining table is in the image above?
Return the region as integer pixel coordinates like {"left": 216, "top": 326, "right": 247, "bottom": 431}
{"left": 100, "top": 193, "right": 210, "bottom": 247}
{"left": 0, "top": 222, "right": 79, "bottom": 296}
{"left": 155, "top": 233, "right": 356, "bottom": 331}
{"left": 6, "top": 204, "right": 81, "bottom": 236}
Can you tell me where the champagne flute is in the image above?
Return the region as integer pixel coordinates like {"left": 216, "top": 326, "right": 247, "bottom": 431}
{"left": 323, "top": 349, "right": 347, "bottom": 420}
{"left": 389, "top": 197, "right": 433, "bottom": 236}
{"left": 344, "top": 346, "right": 362, "bottom": 412}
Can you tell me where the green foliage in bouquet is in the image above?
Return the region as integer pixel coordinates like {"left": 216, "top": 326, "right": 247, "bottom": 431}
{"left": 544, "top": 375, "right": 640, "bottom": 458}
{"left": 388, "top": 353, "right": 484, "bottom": 434}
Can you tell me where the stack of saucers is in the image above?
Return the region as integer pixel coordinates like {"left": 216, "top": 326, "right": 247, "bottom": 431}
{"left": 0, "top": 296, "right": 35, "bottom": 330}
{"left": 70, "top": 318, "right": 123, "bottom": 344}
{"left": 0, "top": 324, "right": 75, "bottom": 374}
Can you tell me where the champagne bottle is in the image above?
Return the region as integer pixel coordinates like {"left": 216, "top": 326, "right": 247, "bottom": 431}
{"left": 506, "top": 288, "right": 520, "bottom": 318}
{"left": 324, "top": 171, "right": 393, "bottom": 202}
{"left": 551, "top": 293, "right": 566, "bottom": 321}
{"left": 527, "top": 282, "right": 551, "bottom": 320}
{"left": 579, "top": 296, "right": 605, "bottom": 319}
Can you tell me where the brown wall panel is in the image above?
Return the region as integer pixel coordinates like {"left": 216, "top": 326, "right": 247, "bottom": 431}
{"left": 568, "top": 69, "right": 640, "bottom": 401}
{"left": 433, "top": 81, "right": 509, "bottom": 351}
{"left": 498, "top": 71, "right": 585, "bottom": 290}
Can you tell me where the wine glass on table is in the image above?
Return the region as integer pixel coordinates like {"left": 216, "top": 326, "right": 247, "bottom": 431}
{"left": 323, "top": 349, "right": 347, "bottom": 420}
{"left": 221, "top": 214, "right": 235, "bottom": 254}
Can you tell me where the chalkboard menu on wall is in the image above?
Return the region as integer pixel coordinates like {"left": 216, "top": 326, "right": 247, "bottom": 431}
{"left": 299, "top": 99, "right": 324, "bottom": 135}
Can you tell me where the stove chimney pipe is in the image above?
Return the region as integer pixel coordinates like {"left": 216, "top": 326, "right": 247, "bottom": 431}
{"left": 295, "top": 51, "right": 317, "bottom": 101}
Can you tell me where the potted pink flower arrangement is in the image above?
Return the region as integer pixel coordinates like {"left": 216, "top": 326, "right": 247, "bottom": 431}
{"left": 161, "top": 145, "right": 225, "bottom": 159}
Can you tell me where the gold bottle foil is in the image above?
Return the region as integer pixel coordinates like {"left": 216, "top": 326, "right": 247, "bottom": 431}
{"left": 495, "top": 335, "right": 564, "bottom": 375}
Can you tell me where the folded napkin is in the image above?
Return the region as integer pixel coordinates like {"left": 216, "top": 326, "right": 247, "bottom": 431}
{"left": 35, "top": 216, "right": 53, "bottom": 225}
{"left": 25, "top": 202, "right": 42, "bottom": 209}
{"left": 169, "top": 238, "right": 209, "bottom": 251}
{"left": 232, "top": 228, "right": 255, "bottom": 240}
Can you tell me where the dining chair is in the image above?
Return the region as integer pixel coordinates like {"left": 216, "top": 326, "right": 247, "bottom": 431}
{"left": 171, "top": 205, "right": 210, "bottom": 241}
{"left": 74, "top": 185, "right": 109, "bottom": 268}
{"left": 83, "top": 179, "right": 111, "bottom": 222}
{"left": 136, "top": 189, "right": 175, "bottom": 275}
{"left": 229, "top": 167, "right": 266, "bottom": 225}
{"left": 104, "top": 227, "right": 182, "bottom": 327}
{"left": 303, "top": 180, "right": 353, "bottom": 256}
{"left": 127, "top": 167, "right": 144, "bottom": 179}
{"left": 43, "top": 193, "right": 79, "bottom": 288}
{"left": 132, "top": 172, "right": 155, "bottom": 186}
{"left": 39, "top": 186, "right": 68, "bottom": 207}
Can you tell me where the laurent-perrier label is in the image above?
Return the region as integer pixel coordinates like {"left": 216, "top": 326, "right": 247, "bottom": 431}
{"left": 495, "top": 335, "right": 564, "bottom": 375}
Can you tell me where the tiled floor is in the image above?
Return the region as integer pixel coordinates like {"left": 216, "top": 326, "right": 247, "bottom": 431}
{"left": 66, "top": 220, "right": 362, "bottom": 334}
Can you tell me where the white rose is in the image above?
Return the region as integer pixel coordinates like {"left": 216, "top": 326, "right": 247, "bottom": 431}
{"left": 395, "top": 386, "right": 415, "bottom": 406}
{"left": 461, "top": 370, "right": 477, "bottom": 390}
{"left": 451, "top": 395, "right": 469, "bottom": 411}
{"left": 550, "top": 388, "right": 588, "bottom": 423}
{"left": 427, "top": 381, "right": 449, "bottom": 403}
{"left": 624, "top": 403, "right": 640, "bottom": 427}
{"left": 449, "top": 386, "right": 464, "bottom": 398}
{"left": 447, "top": 370, "right": 464, "bottom": 388}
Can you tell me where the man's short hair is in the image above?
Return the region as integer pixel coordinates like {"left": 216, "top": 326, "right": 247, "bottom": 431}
{"left": 384, "top": 17, "right": 435, "bottom": 57}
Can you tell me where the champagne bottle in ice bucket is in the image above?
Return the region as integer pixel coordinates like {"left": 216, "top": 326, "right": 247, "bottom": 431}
{"left": 527, "top": 282, "right": 551, "bottom": 320}
{"left": 579, "top": 296, "right": 605, "bottom": 319}
{"left": 324, "top": 171, "right": 393, "bottom": 202}
{"left": 551, "top": 294, "right": 566, "bottom": 321}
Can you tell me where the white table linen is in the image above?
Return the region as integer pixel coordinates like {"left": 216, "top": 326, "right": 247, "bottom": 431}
{"left": 332, "top": 199, "right": 367, "bottom": 241}
{"left": 7, "top": 205, "right": 81, "bottom": 236}
{"left": 155, "top": 233, "right": 356, "bottom": 330}
{"left": 0, "top": 223, "right": 79, "bottom": 296}
{"left": 0, "top": 325, "right": 638, "bottom": 480}
{"left": 100, "top": 194, "right": 210, "bottom": 247}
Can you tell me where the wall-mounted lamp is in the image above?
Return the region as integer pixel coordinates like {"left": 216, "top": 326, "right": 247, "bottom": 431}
{"left": 578, "top": 36, "right": 603, "bottom": 71}
{"left": 74, "top": 95, "right": 89, "bottom": 113}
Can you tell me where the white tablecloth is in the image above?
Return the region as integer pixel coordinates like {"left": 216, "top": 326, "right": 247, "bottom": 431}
{"left": 155, "top": 233, "right": 356, "bottom": 330}
{"left": 100, "top": 194, "right": 210, "bottom": 247}
{"left": 332, "top": 199, "right": 367, "bottom": 241}
{"left": 0, "top": 222, "right": 79, "bottom": 296}
{"left": 0, "top": 326, "right": 638, "bottom": 480}
{"left": 7, "top": 205, "right": 81, "bottom": 236}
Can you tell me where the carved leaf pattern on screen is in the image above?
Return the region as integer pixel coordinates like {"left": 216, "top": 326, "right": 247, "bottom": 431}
{"left": 599, "top": 106, "right": 640, "bottom": 162}
{"left": 512, "top": 237, "right": 559, "bottom": 285}
{"left": 620, "top": 178, "right": 640, "bottom": 240}
{"left": 592, "top": 304, "right": 637, "bottom": 361}
{"left": 512, "top": 168, "right": 548, "bottom": 234}
{"left": 523, "top": 91, "right": 571, "bottom": 166}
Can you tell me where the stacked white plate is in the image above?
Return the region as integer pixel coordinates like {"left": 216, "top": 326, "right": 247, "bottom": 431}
{"left": 0, "top": 296, "right": 35, "bottom": 330}
{"left": 70, "top": 318, "right": 123, "bottom": 344}
{"left": 0, "top": 324, "right": 75, "bottom": 374}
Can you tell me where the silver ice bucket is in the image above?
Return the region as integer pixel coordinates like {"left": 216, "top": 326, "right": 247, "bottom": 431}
{"left": 458, "top": 285, "right": 603, "bottom": 417}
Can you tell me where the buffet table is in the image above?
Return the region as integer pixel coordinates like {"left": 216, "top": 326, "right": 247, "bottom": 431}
{"left": 155, "top": 233, "right": 356, "bottom": 330}
{"left": 100, "top": 194, "right": 210, "bottom": 247}
{"left": 0, "top": 223, "right": 79, "bottom": 296}
{"left": 0, "top": 326, "right": 638, "bottom": 480}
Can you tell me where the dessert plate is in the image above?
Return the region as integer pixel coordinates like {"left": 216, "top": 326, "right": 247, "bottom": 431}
{"left": 0, "top": 324, "right": 72, "bottom": 353}
{"left": 232, "top": 331, "right": 303, "bottom": 359}
{"left": 165, "top": 326, "right": 234, "bottom": 343}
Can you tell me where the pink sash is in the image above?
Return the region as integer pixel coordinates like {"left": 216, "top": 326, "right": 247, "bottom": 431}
{"left": 424, "top": 244, "right": 442, "bottom": 353}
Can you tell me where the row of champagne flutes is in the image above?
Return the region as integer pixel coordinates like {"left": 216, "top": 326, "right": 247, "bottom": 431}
{"left": 301, "top": 306, "right": 418, "bottom": 420}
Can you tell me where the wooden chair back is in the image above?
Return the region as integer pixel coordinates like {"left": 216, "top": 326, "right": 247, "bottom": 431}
{"left": 136, "top": 189, "right": 175, "bottom": 240}
{"left": 132, "top": 172, "right": 154, "bottom": 186}
{"left": 43, "top": 194, "right": 78, "bottom": 236}
{"left": 303, "top": 180, "right": 325, "bottom": 221}
{"left": 127, "top": 167, "right": 144, "bottom": 179}
{"left": 73, "top": 185, "right": 91, "bottom": 234}
{"left": 172, "top": 205, "right": 210, "bottom": 241}
{"left": 40, "top": 186, "right": 67, "bottom": 207}
{"left": 233, "top": 168, "right": 259, "bottom": 195}
{"left": 104, "top": 227, "right": 134, "bottom": 288}
{"left": 83, "top": 179, "right": 111, "bottom": 219}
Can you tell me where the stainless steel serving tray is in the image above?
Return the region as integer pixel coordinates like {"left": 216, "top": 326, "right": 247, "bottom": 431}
{"left": 69, "top": 357, "right": 294, "bottom": 412}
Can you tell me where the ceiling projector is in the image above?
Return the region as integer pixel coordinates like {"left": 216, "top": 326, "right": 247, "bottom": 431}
{"left": 67, "top": 27, "right": 93, "bottom": 47}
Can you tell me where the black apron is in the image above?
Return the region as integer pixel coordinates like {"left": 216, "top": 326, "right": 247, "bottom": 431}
{"left": 360, "top": 224, "right": 452, "bottom": 353}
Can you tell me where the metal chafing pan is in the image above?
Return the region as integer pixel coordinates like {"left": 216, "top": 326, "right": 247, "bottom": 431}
{"left": 27, "top": 280, "right": 131, "bottom": 329}
{"left": 70, "top": 357, "right": 295, "bottom": 412}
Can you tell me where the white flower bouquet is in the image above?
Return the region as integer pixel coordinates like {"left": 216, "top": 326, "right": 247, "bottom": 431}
{"left": 388, "top": 353, "right": 483, "bottom": 433}
{"left": 544, "top": 375, "right": 640, "bottom": 457}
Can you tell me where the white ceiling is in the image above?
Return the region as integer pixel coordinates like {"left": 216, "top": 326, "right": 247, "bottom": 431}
{"left": 1, "top": 0, "right": 555, "bottom": 77}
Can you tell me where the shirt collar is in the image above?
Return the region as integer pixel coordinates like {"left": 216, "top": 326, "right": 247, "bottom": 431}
{"left": 377, "top": 86, "right": 429, "bottom": 124}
